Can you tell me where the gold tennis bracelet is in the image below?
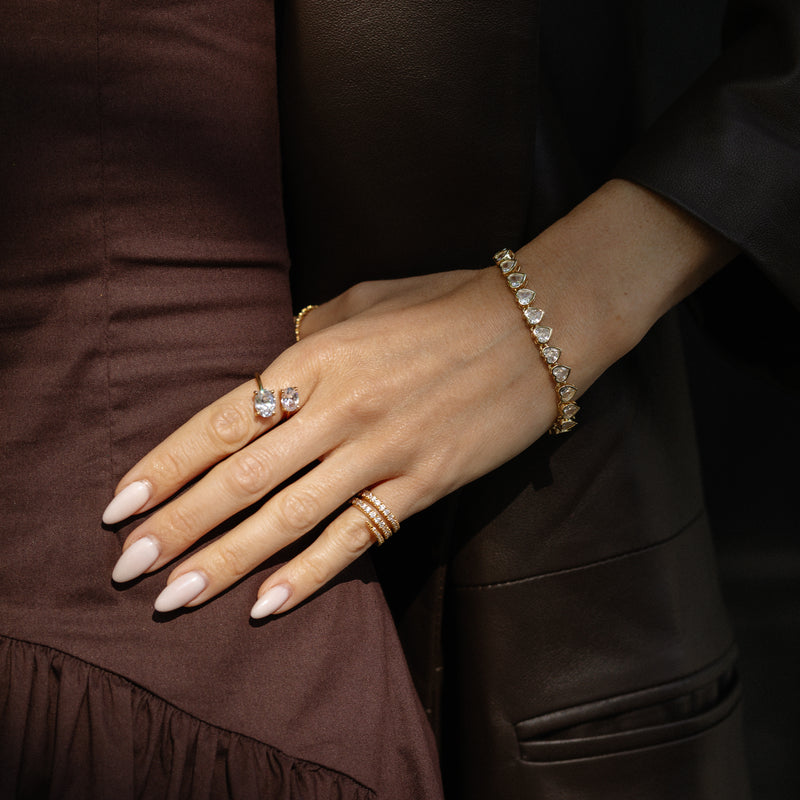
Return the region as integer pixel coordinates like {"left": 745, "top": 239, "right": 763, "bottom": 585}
{"left": 493, "top": 248, "right": 579, "bottom": 434}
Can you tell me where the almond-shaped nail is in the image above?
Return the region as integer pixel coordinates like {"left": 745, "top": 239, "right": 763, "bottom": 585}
{"left": 250, "top": 584, "right": 291, "bottom": 619}
{"left": 102, "top": 480, "right": 151, "bottom": 524}
{"left": 154, "top": 571, "right": 208, "bottom": 613}
{"left": 112, "top": 536, "right": 160, "bottom": 583}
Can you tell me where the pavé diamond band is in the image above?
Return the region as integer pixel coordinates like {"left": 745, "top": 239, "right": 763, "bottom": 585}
{"left": 350, "top": 489, "right": 400, "bottom": 546}
{"left": 493, "top": 248, "right": 579, "bottom": 434}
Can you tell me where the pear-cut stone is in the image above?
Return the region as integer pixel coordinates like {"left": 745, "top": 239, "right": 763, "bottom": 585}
{"left": 507, "top": 272, "right": 526, "bottom": 289}
{"left": 558, "top": 384, "right": 577, "bottom": 402}
{"left": 551, "top": 365, "right": 570, "bottom": 383}
{"left": 254, "top": 388, "right": 276, "bottom": 418}
{"left": 516, "top": 288, "right": 535, "bottom": 306}
{"left": 561, "top": 402, "right": 580, "bottom": 418}
{"left": 494, "top": 248, "right": 514, "bottom": 263}
{"left": 542, "top": 346, "right": 561, "bottom": 364}
{"left": 533, "top": 325, "right": 552, "bottom": 343}
{"left": 558, "top": 419, "right": 578, "bottom": 432}
{"left": 499, "top": 258, "right": 517, "bottom": 274}
{"left": 280, "top": 387, "right": 300, "bottom": 414}
{"left": 524, "top": 307, "right": 544, "bottom": 325}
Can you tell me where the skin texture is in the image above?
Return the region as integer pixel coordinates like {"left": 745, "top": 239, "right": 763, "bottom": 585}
{"left": 106, "top": 179, "right": 738, "bottom": 616}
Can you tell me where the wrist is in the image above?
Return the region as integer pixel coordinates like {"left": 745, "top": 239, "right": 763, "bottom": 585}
{"left": 513, "top": 179, "right": 738, "bottom": 389}
{"left": 490, "top": 250, "right": 582, "bottom": 432}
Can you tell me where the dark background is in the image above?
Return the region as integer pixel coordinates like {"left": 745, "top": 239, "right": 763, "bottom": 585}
{"left": 682, "top": 265, "right": 800, "bottom": 800}
{"left": 635, "top": 3, "right": 800, "bottom": 790}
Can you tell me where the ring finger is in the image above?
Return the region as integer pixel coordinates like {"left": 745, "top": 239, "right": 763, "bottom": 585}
{"left": 249, "top": 480, "right": 412, "bottom": 618}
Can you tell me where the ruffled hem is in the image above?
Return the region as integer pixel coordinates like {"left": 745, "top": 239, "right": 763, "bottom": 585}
{"left": 0, "top": 634, "right": 375, "bottom": 800}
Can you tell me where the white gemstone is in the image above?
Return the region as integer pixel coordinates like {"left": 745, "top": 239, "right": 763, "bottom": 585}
{"left": 494, "top": 248, "right": 514, "bottom": 263}
{"left": 516, "top": 288, "right": 535, "bottom": 306}
{"left": 280, "top": 387, "right": 300, "bottom": 413}
{"left": 558, "top": 419, "right": 578, "bottom": 432}
{"left": 551, "top": 365, "right": 570, "bottom": 383}
{"left": 524, "top": 307, "right": 544, "bottom": 325}
{"left": 542, "top": 346, "right": 561, "bottom": 364}
{"left": 559, "top": 385, "right": 577, "bottom": 402}
{"left": 507, "top": 272, "right": 526, "bottom": 289}
{"left": 499, "top": 258, "right": 517, "bottom": 274}
{"left": 254, "top": 388, "right": 276, "bottom": 418}
{"left": 561, "top": 402, "right": 580, "bottom": 418}
{"left": 533, "top": 325, "right": 552, "bottom": 343}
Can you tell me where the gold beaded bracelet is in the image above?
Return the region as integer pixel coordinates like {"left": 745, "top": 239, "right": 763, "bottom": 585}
{"left": 294, "top": 304, "right": 318, "bottom": 342}
{"left": 493, "top": 248, "right": 579, "bottom": 434}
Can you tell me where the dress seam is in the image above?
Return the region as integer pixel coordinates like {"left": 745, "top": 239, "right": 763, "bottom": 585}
{"left": 95, "top": 1, "right": 114, "bottom": 496}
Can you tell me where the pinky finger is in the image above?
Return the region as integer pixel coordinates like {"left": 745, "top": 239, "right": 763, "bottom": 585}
{"left": 249, "top": 486, "right": 406, "bottom": 619}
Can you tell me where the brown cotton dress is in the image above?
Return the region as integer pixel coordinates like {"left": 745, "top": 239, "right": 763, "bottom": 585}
{"left": 0, "top": 2, "right": 442, "bottom": 798}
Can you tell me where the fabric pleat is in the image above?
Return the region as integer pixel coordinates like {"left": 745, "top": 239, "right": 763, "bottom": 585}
{"left": 0, "top": 635, "right": 375, "bottom": 800}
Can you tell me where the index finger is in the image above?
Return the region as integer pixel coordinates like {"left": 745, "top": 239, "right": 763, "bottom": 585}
{"left": 102, "top": 358, "right": 316, "bottom": 524}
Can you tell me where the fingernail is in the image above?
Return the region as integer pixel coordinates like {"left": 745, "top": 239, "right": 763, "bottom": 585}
{"left": 112, "top": 536, "right": 160, "bottom": 583}
{"left": 250, "top": 584, "right": 291, "bottom": 619}
{"left": 154, "top": 571, "right": 208, "bottom": 613}
{"left": 102, "top": 480, "right": 151, "bottom": 524}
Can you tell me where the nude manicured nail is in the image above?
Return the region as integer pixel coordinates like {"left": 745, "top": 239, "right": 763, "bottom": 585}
{"left": 102, "top": 480, "right": 151, "bottom": 524}
{"left": 111, "top": 536, "right": 160, "bottom": 583}
{"left": 154, "top": 571, "right": 208, "bottom": 613}
{"left": 250, "top": 584, "right": 291, "bottom": 619}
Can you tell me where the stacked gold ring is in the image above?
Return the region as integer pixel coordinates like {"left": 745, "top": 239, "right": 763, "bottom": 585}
{"left": 350, "top": 489, "right": 400, "bottom": 546}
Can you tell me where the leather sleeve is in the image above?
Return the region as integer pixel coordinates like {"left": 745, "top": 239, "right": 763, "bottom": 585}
{"left": 615, "top": 0, "right": 800, "bottom": 307}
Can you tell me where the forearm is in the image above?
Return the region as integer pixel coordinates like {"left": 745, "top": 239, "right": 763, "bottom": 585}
{"left": 511, "top": 179, "right": 739, "bottom": 391}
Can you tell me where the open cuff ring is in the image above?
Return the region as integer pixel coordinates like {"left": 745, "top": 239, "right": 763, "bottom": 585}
{"left": 253, "top": 373, "right": 301, "bottom": 419}
{"left": 350, "top": 490, "right": 400, "bottom": 546}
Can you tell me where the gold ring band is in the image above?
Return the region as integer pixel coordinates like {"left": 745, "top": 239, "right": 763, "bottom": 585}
{"left": 350, "top": 490, "right": 400, "bottom": 546}
{"left": 356, "top": 490, "right": 400, "bottom": 532}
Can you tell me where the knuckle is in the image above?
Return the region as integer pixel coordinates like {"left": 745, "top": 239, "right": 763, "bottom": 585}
{"left": 308, "top": 334, "right": 343, "bottom": 373}
{"left": 227, "top": 451, "right": 272, "bottom": 497}
{"left": 340, "top": 381, "right": 386, "bottom": 425}
{"left": 298, "top": 549, "right": 331, "bottom": 589}
{"left": 382, "top": 418, "right": 419, "bottom": 461}
{"left": 208, "top": 402, "right": 251, "bottom": 449}
{"left": 336, "top": 519, "right": 373, "bottom": 557}
{"left": 208, "top": 538, "right": 252, "bottom": 580}
{"left": 158, "top": 503, "right": 197, "bottom": 543}
{"left": 150, "top": 448, "right": 186, "bottom": 487}
{"left": 341, "top": 281, "right": 375, "bottom": 315}
{"left": 275, "top": 490, "right": 320, "bottom": 537}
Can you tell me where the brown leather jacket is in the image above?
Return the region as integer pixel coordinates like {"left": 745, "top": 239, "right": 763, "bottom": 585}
{"left": 277, "top": 1, "right": 800, "bottom": 797}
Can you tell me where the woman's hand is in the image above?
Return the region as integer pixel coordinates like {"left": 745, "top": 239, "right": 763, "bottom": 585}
{"left": 104, "top": 265, "right": 564, "bottom": 617}
{"left": 103, "top": 179, "right": 737, "bottom": 618}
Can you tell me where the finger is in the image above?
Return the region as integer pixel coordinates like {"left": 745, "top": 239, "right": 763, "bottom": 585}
{"left": 298, "top": 272, "right": 465, "bottom": 337}
{"left": 149, "top": 451, "right": 381, "bottom": 612}
{"left": 249, "top": 480, "right": 412, "bottom": 618}
{"left": 102, "top": 359, "right": 318, "bottom": 524}
{"left": 111, "top": 407, "right": 341, "bottom": 582}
